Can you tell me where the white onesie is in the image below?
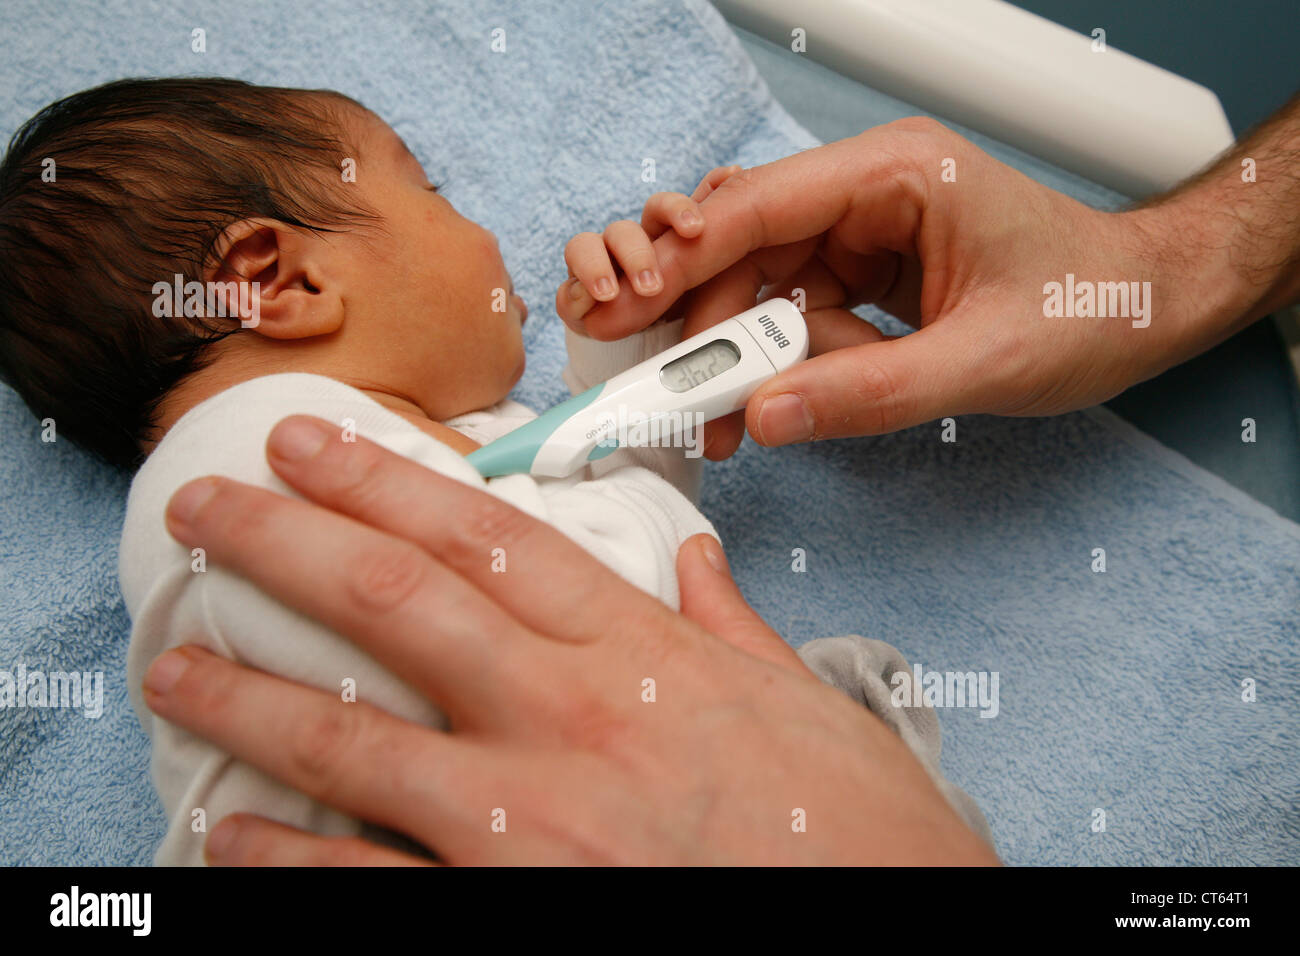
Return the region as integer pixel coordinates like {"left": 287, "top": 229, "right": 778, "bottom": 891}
{"left": 121, "top": 318, "right": 992, "bottom": 864}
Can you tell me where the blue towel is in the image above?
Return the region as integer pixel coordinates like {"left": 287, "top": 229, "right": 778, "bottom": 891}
{"left": 2, "top": 0, "right": 1297, "bottom": 866}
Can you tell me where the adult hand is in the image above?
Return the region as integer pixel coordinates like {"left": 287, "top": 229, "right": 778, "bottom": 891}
{"left": 566, "top": 116, "right": 1294, "bottom": 459}
{"left": 142, "top": 415, "right": 997, "bottom": 865}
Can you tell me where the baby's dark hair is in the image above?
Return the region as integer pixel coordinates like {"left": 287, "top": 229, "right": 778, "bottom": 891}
{"left": 0, "top": 77, "right": 376, "bottom": 468}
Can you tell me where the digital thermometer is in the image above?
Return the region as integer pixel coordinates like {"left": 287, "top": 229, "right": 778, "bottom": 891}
{"left": 465, "top": 298, "right": 809, "bottom": 478}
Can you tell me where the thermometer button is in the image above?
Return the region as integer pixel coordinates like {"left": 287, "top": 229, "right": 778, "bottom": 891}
{"left": 734, "top": 299, "right": 808, "bottom": 370}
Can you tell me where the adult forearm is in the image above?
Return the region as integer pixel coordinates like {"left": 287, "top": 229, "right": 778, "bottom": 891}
{"left": 1137, "top": 93, "right": 1300, "bottom": 356}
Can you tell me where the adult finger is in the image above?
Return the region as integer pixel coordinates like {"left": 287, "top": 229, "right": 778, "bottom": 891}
{"left": 581, "top": 127, "right": 934, "bottom": 338}
{"left": 262, "top": 416, "right": 674, "bottom": 645}
{"left": 142, "top": 646, "right": 494, "bottom": 854}
{"left": 164, "top": 474, "right": 532, "bottom": 721}
{"left": 676, "top": 535, "right": 812, "bottom": 675}
{"left": 701, "top": 410, "right": 746, "bottom": 461}
{"left": 702, "top": 306, "right": 890, "bottom": 457}
{"left": 206, "top": 814, "right": 435, "bottom": 867}
{"left": 746, "top": 322, "right": 989, "bottom": 443}
{"left": 803, "top": 308, "right": 890, "bottom": 356}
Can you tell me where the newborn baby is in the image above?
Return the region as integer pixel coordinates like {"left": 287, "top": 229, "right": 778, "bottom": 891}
{"left": 0, "top": 77, "right": 990, "bottom": 863}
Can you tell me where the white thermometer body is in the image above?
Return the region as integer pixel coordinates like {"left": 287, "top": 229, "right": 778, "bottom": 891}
{"left": 465, "top": 298, "right": 809, "bottom": 478}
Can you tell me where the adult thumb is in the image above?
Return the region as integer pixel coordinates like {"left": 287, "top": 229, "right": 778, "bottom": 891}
{"left": 676, "top": 534, "right": 810, "bottom": 674}
{"left": 747, "top": 324, "right": 983, "bottom": 443}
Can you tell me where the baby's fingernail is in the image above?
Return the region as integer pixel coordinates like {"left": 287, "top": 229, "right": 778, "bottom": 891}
{"left": 679, "top": 209, "right": 701, "bottom": 229}
{"left": 567, "top": 277, "right": 587, "bottom": 301}
{"left": 594, "top": 277, "right": 616, "bottom": 299}
{"left": 636, "top": 270, "right": 661, "bottom": 294}
{"left": 756, "top": 394, "right": 814, "bottom": 445}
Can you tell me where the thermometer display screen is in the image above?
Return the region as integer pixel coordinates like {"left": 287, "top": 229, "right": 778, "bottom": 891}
{"left": 659, "top": 339, "right": 741, "bottom": 393}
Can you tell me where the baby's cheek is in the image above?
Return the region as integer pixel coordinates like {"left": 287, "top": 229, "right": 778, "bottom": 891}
{"left": 508, "top": 345, "right": 526, "bottom": 388}
{"left": 498, "top": 318, "right": 526, "bottom": 386}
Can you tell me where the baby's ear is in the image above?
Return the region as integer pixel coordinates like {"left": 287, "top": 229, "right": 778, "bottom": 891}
{"left": 204, "top": 218, "right": 343, "bottom": 340}
{"left": 207, "top": 219, "right": 279, "bottom": 288}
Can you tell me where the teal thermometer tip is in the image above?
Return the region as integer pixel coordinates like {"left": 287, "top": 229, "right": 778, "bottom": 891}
{"left": 465, "top": 384, "right": 607, "bottom": 477}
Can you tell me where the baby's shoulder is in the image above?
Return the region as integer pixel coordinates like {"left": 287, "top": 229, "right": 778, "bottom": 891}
{"left": 118, "top": 374, "right": 423, "bottom": 593}
{"left": 133, "top": 373, "right": 394, "bottom": 493}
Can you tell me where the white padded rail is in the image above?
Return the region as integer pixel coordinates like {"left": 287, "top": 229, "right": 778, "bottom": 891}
{"left": 713, "top": 0, "right": 1236, "bottom": 197}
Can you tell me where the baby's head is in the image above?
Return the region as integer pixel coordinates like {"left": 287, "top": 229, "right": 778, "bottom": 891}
{"left": 0, "top": 77, "right": 526, "bottom": 468}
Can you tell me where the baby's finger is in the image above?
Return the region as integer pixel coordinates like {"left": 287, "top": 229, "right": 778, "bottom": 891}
{"left": 555, "top": 275, "right": 595, "bottom": 331}
{"left": 641, "top": 191, "right": 704, "bottom": 240}
{"left": 563, "top": 232, "right": 619, "bottom": 302}
{"left": 603, "top": 219, "right": 664, "bottom": 297}
{"left": 691, "top": 164, "right": 742, "bottom": 203}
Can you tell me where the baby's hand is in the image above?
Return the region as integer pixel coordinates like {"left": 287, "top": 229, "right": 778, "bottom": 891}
{"left": 556, "top": 165, "right": 742, "bottom": 334}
